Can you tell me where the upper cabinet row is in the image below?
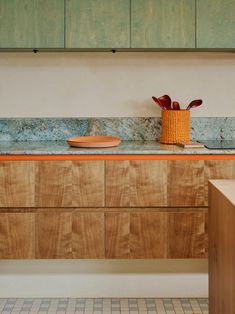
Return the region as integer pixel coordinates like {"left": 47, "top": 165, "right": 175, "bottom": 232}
{"left": 0, "top": 0, "right": 235, "bottom": 49}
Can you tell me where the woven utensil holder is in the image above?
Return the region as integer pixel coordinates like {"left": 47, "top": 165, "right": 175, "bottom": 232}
{"left": 160, "top": 110, "right": 190, "bottom": 144}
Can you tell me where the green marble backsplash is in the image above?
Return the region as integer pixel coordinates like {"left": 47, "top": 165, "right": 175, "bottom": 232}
{"left": 0, "top": 117, "right": 234, "bottom": 141}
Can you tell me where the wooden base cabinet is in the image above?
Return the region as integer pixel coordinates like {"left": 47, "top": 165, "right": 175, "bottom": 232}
{"left": 0, "top": 158, "right": 233, "bottom": 260}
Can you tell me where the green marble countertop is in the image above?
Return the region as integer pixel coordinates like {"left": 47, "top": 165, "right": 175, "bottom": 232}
{"left": 0, "top": 140, "right": 234, "bottom": 155}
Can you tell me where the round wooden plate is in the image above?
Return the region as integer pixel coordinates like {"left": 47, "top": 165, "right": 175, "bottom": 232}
{"left": 67, "top": 136, "right": 121, "bottom": 148}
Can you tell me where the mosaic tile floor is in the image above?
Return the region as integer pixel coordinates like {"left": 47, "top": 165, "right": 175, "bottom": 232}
{"left": 0, "top": 298, "right": 209, "bottom": 314}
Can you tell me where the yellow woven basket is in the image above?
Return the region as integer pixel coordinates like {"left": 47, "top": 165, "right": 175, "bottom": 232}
{"left": 160, "top": 110, "right": 190, "bottom": 144}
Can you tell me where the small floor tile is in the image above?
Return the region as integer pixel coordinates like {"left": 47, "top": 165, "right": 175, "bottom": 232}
{"left": 0, "top": 297, "right": 209, "bottom": 313}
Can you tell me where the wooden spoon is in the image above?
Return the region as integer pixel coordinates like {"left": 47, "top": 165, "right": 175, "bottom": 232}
{"left": 172, "top": 101, "right": 181, "bottom": 110}
{"left": 152, "top": 95, "right": 172, "bottom": 110}
{"left": 186, "top": 99, "right": 203, "bottom": 110}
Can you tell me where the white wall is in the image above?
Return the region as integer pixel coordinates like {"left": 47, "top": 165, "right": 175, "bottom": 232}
{"left": 0, "top": 260, "right": 208, "bottom": 298}
{"left": 0, "top": 52, "right": 235, "bottom": 117}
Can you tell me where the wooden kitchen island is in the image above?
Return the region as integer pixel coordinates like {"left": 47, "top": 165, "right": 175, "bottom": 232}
{"left": 209, "top": 180, "right": 235, "bottom": 314}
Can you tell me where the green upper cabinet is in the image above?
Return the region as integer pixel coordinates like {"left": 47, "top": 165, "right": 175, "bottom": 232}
{"left": 197, "top": 0, "right": 235, "bottom": 48}
{"left": 0, "top": 0, "right": 64, "bottom": 48}
{"left": 65, "top": 0, "right": 130, "bottom": 48}
{"left": 131, "top": 0, "right": 195, "bottom": 48}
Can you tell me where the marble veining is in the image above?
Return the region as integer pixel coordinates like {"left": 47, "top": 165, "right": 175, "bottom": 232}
{"left": 0, "top": 117, "right": 234, "bottom": 142}
{"left": 0, "top": 140, "right": 234, "bottom": 155}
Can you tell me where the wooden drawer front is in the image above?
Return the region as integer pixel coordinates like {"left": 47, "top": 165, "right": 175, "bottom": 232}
{"left": 36, "top": 212, "right": 72, "bottom": 259}
{"left": 105, "top": 212, "right": 168, "bottom": 258}
{"left": 168, "top": 160, "right": 205, "bottom": 206}
{"left": 35, "top": 161, "right": 105, "bottom": 207}
{"left": 72, "top": 161, "right": 105, "bottom": 207}
{"left": 35, "top": 161, "right": 72, "bottom": 207}
{"left": 106, "top": 160, "right": 206, "bottom": 207}
{"left": 130, "top": 212, "right": 168, "bottom": 258}
{"left": 106, "top": 161, "right": 167, "bottom": 207}
{"left": 105, "top": 212, "right": 130, "bottom": 258}
{"left": 106, "top": 209, "right": 207, "bottom": 259}
{"left": 204, "top": 160, "right": 235, "bottom": 205}
{"left": 0, "top": 213, "right": 35, "bottom": 259}
{"left": 73, "top": 212, "right": 105, "bottom": 258}
{"left": 36, "top": 211, "right": 105, "bottom": 259}
{"left": 168, "top": 211, "right": 208, "bottom": 258}
{"left": 0, "top": 161, "right": 35, "bottom": 207}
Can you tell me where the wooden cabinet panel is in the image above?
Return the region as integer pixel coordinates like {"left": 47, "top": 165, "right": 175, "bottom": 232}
{"left": 168, "top": 211, "right": 208, "bottom": 258}
{"left": 0, "top": 213, "right": 35, "bottom": 259}
{"left": 0, "top": 161, "right": 35, "bottom": 207}
{"left": 209, "top": 181, "right": 235, "bottom": 314}
{"left": 105, "top": 211, "right": 167, "bottom": 258}
{"left": 204, "top": 160, "right": 235, "bottom": 205}
{"left": 36, "top": 211, "right": 104, "bottom": 259}
{"left": 72, "top": 161, "right": 105, "bottom": 207}
{"left": 130, "top": 161, "right": 167, "bottom": 207}
{"left": 35, "top": 161, "right": 104, "bottom": 207}
{"left": 106, "top": 161, "right": 130, "bottom": 207}
{"left": 167, "top": 160, "right": 205, "bottom": 206}
{"left": 73, "top": 212, "right": 105, "bottom": 258}
{"left": 35, "top": 161, "right": 72, "bottom": 207}
{"left": 130, "top": 212, "right": 167, "bottom": 258}
{"left": 106, "top": 161, "right": 167, "bottom": 207}
{"left": 197, "top": 0, "right": 235, "bottom": 48}
{"left": 36, "top": 212, "right": 72, "bottom": 259}
{"left": 105, "top": 212, "right": 130, "bottom": 258}
{"left": 66, "top": 0, "right": 130, "bottom": 48}
{"left": 0, "top": 0, "right": 64, "bottom": 48}
{"left": 131, "top": 0, "right": 195, "bottom": 48}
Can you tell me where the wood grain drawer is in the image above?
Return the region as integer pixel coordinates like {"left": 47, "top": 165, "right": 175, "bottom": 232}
{"left": 168, "top": 211, "right": 208, "bottom": 258}
{"left": 0, "top": 161, "right": 105, "bottom": 207}
{"left": 105, "top": 209, "right": 208, "bottom": 259}
{"left": 0, "top": 208, "right": 207, "bottom": 259}
{"left": 36, "top": 211, "right": 105, "bottom": 259}
{"left": 105, "top": 211, "right": 168, "bottom": 258}
{"left": 35, "top": 161, "right": 105, "bottom": 207}
{"left": 0, "top": 161, "right": 35, "bottom": 207}
{"left": 0, "top": 213, "right": 35, "bottom": 259}
{"left": 167, "top": 160, "right": 205, "bottom": 206}
{"left": 106, "top": 160, "right": 167, "bottom": 207}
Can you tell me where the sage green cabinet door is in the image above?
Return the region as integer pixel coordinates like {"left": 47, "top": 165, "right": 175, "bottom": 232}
{"left": 131, "top": 0, "right": 195, "bottom": 48}
{"left": 197, "top": 0, "right": 235, "bottom": 48}
{"left": 66, "top": 0, "right": 130, "bottom": 48}
{"left": 0, "top": 0, "right": 64, "bottom": 48}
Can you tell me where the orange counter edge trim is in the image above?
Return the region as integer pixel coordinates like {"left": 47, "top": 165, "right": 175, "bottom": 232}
{"left": 0, "top": 154, "right": 234, "bottom": 161}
